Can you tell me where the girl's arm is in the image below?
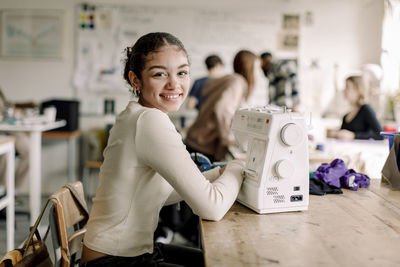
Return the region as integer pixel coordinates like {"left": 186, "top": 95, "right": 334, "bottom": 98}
{"left": 136, "top": 109, "right": 244, "bottom": 221}
{"left": 164, "top": 167, "right": 221, "bottom": 205}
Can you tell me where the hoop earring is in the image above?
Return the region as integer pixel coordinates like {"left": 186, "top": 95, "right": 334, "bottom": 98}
{"left": 135, "top": 88, "right": 141, "bottom": 97}
{"left": 130, "top": 85, "right": 141, "bottom": 97}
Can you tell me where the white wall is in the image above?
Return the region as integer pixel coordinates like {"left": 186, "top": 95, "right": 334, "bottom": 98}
{"left": 0, "top": 0, "right": 384, "bottom": 194}
{"left": 0, "top": 0, "right": 384, "bottom": 111}
{"left": 298, "top": 0, "right": 384, "bottom": 117}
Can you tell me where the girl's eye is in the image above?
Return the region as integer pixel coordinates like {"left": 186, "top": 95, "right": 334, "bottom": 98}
{"left": 178, "top": 71, "right": 189, "bottom": 76}
{"left": 154, "top": 72, "right": 167, "bottom": 77}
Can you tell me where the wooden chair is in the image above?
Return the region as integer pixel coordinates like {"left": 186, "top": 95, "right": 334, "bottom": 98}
{"left": 49, "top": 181, "right": 89, "bottom": 267}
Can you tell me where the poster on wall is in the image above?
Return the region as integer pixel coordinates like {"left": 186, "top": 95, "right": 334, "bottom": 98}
{"left": 72, "top": 3, "right": 127, "bottom": 92}
{"left": 0, "top": 9, "right": 64, "bottom": 58}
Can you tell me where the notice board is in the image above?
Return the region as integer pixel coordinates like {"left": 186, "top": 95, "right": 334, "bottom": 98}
{"left": 72, "top": 3, "right": 281, "bottom": 93}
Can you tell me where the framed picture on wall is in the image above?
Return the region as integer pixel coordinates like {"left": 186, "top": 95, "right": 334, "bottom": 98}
{"left": 277, "top": 31, "right": 299, "bottom": 51}
{"left": 282, "top": 14, "right": 300, "bottom": 30}
{"left": 0, "top": 9, "right": 64, "bottom": 58}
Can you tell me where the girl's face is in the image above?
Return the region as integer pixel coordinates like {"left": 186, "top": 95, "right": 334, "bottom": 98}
{"left": 130, "top": 45, "right": 190, "bottom": 113}
{"left": 344, "top": 79, "right": 359, "bottom": 105}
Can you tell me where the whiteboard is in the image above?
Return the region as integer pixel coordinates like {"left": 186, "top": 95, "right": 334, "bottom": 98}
{"left": 72, "top": 3, "right": 281, "bottom": 93}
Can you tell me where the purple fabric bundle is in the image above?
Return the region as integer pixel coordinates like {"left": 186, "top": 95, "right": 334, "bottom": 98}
{"left": 312, "top": 159, "right": 370, "bottom": 190}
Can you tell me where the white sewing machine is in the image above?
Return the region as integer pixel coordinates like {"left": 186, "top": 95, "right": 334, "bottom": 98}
{"left": 231, "top": 106, "right": 309, "bottom": 214}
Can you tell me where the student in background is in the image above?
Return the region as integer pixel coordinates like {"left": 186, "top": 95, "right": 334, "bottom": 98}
{"left": 260, "top": 52, "right": 299, "bottom": 109}
{"left": 186, "top": 54, "right": 224, "bottom": 111}
{"left": 326, "top": 75, "right": 383, "bottom": 140}
{"left": 185, "top": 50, "right": 258, "bottom": 162}
{"left": 0, "top": 89, "right": 30, "bottom": 192}
{"left": 81, "top": 32, "right": 244, "bottom": 267}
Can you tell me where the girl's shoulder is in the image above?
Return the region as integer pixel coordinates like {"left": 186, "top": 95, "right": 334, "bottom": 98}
{"left": 118, "top": 101, "right": 168, "bottom": 125}
{"left": 126, "top": 101, "right": 164, "bottom": 115}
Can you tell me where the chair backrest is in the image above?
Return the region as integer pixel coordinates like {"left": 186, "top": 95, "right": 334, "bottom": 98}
{"left": 49, "top": 181, "right": 89, "bottom": 267}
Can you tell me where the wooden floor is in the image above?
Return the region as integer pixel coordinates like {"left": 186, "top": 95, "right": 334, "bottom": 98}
{"left": 201, "top": 180, "right": 400, "bottom": 267}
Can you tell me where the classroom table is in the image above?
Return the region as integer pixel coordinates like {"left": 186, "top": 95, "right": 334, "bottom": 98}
{"left": 0, "top": 120, "right": 66, "bottom": 224}
{"left": 309, "top": 138, "right": 389, "bottom": 179}
{"left": 0, "top": 136, "right": 15, "bottom": 251}
{"left": 200, "top": 180, "right": 400, "bottom": 267}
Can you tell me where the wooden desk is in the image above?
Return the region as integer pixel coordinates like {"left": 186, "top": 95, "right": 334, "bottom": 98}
{"left": 42, "top": 130, "right": 82, "bottom": 182}
{"left": 0, "top": 136, "right": 15, "bottom": 251}
{"left": 201, "top": 180, "right": 400, "bottom": 267}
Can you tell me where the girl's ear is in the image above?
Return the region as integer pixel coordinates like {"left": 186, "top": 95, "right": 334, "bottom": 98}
{"left": 128, "top": 71, "right": 141, "bottom": 89}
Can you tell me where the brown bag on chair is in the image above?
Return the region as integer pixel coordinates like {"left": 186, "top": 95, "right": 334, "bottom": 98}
{"left": 0, "top": 199, "right": 53, "bottom": 267}
{"left": 14, "top": 232, "right": 52, "bottom": 267}
{"left": 381, "top": 134, "right": 400, "bottom": 190}
{"left": 0, "top": 237, "right": 52, "bottom": 267}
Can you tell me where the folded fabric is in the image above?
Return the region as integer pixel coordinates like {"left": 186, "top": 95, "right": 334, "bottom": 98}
{"left": 312, "top": 158, "right": 370, "bottom": 191}
{"left": 340, "top": 169, "right": 370, "bottom": 190}
{"left": 310, "top": 177, "right": 343, "bottom": 195}
{"left": 312, "top": 159, "right": 347, "bottom": 188}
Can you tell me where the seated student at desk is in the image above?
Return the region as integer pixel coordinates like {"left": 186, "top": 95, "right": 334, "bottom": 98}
{"left": 326, "top": 75, "right": 383, "bottom": 140}
{"left": 185, "top": 50, "right": 259, "bottom": 162}
{"left": 80, "top": 32, "right": 245, "bottom": 267}
{"left": 0, "top": 89, "right": 30, "bottom": 193}
{"left": 186, "top": 54, "right": 225, "bottom": 111}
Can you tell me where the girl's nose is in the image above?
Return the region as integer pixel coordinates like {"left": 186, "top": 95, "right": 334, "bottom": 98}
{"left": 167, "top": 75, "right": 179, "bottom": 88}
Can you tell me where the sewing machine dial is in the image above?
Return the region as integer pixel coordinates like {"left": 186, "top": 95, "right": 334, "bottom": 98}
{"left": 280, "top": 123, "right": 303, "bottom": 146}
{"left": 274, "top": 159, "right": 294, "bottom": 179}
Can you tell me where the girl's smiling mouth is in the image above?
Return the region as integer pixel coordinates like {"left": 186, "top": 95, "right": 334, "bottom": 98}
{"left": 161, "top": 93, "right": 182, "bottom": 99}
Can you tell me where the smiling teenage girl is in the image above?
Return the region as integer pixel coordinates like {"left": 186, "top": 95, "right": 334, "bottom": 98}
{"left": 80, "top": 32, "right": 245, "bottom": 267}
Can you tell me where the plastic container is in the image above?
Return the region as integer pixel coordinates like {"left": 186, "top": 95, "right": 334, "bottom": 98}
{"left": 380, "top": 132, "right": 399, "bottom": 150}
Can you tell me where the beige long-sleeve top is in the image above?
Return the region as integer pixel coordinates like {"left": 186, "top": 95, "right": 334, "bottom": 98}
{"left": 84, "top": 101, "right": 244, "bottom": 257}
{"left": 185, "top": 74, "right": 248, "bottom": 161}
